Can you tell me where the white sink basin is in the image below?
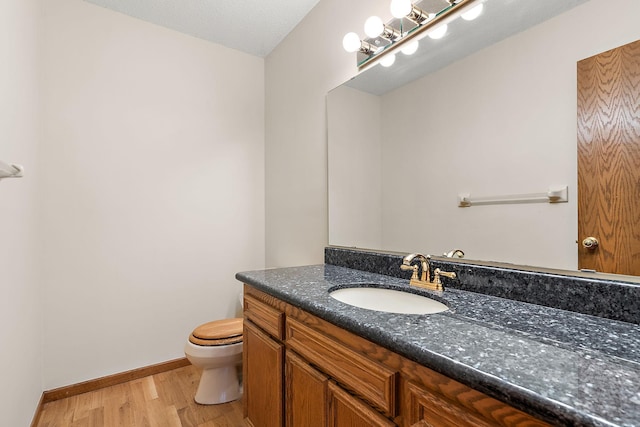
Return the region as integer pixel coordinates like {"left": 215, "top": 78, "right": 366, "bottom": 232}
{"left": 329, "top": 287, "right": 448, "bottom": 315}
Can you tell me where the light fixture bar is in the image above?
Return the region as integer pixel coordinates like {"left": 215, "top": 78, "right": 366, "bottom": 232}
{"left": 358, "top": 40, "right": 379, "bottom": 55}
{"left": 356, "top": 0, "right": 485, "bottom": 70}
{"left": 406, "top": 5, "right": 433, "bottom": 24}
{"left": 381, "top": 25, "right": 403, "bottom": 41}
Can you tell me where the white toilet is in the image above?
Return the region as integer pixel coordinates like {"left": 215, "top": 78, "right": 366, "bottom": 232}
{"left": 184, "top": 317, "right": 243, "bottom": 405}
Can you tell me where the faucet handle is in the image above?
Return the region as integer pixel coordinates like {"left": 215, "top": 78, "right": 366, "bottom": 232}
{"left": 433, "top": 268, "right": 457, "bottom": 291}
{"left": 432, "top": 268, "right": 457, "bottom": 290}
{"left": 436, "top": 269, "right": 457, "bottom": 279}
{"left": 400, "top": 263, "right": 419, "bottom": 280}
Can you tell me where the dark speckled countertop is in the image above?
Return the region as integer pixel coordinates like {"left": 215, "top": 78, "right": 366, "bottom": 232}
{"left": 236, "top": 264, "right": 640, "bottom": 427}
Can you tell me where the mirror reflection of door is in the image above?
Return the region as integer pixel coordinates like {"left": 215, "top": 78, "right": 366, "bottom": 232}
{"left": 577, "top": 39, "right": 640, "bottom": 275}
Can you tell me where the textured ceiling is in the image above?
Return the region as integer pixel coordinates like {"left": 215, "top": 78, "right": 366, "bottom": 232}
{"left": 83, "top": 0, "right": 321, "bottom": 57}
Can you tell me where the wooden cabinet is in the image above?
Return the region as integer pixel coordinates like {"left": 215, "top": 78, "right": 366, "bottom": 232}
{"left": 285, "top": 351, "right": 328, "bottom": 427}
{"left": 284, "top": 349, "right": 393, "bottom": 427}
{"left": 400, "top": 363, "right": 550, "bottom": 427}
{"left": 405, "top": 380, "right": 498, "bottom": 427}
{"left": 243, "top": 293, "right": 286, "bottom": 427}
{"left": 328, "top": 381, "right": 396, "bottom": 427}
{"left": 243, "top": 285, "right": 550, "bottom": 427}
{"left": 243, "top": 321, "right": 284, "bottom": 427}
{"left": 286, "top": 317, "right": 397, "bottom": 417}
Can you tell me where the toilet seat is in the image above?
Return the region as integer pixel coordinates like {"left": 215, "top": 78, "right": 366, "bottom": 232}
{"left": 189, "top": 318, "right": 243, "bottom": 346}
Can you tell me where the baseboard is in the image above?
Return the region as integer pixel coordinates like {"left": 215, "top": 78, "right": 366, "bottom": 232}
{"left": 30, "top": 392, "right": 45, "bottom": 427}
{"left": 41, "top": 357, "right": 190, "bottom": 404}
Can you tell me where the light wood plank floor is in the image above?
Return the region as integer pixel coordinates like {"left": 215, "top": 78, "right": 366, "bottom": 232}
{"left": 36, "top": 365, "right": 246, "bottom": 427}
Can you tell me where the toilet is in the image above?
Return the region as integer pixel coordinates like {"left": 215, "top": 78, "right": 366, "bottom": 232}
{"left": 184, "top": 317, "right": 243, "bottom": 405}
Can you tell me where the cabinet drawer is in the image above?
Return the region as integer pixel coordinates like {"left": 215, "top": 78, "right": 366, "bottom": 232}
{"left": 406, "top": 380, "right": 550, "bottom": 427}
{"left": 244, "top": 294, "right": 285, "bottom": 340}
{"left": 286, "top": 317, "right": 397, "bottom": 417}
{"left": 328, "top": 381, "right": 395, "bottom": 427}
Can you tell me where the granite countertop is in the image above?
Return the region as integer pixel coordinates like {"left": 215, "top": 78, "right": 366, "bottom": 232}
{"left": 236, "top": 264, "right": 640, "bottom": 427}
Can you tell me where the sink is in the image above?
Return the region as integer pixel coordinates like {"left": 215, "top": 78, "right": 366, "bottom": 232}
{"left": 329, "top": 287, "right": 448, "bottom": 315}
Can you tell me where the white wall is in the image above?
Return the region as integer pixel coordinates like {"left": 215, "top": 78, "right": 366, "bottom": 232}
{"left": 328, "top": 86, "right": 382, "bottom": 249}
{"left": 265, "top": 0, "right": 390, "bottom": 267}
{"left": 0, "top": 0, "right": 42, "bottom": 425}
{"left": 40, "top": 0, "right": 265, "bottom": 389}
{"left": 379, "top": 0, "right": 640, "bottom": 269}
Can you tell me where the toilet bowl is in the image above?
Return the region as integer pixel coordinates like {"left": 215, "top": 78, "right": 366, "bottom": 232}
{"left": 184, "top": 317, "right": 243, "bottom": 405}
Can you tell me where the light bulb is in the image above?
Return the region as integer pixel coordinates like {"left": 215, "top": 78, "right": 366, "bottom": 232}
{"left": 401, "top": 40, "right": 419, "bottom": 55}
{"left": 342, "top": 32, "right": 362, "bottom": 53}
{"left": 390, "top": 0, "right": 412, "bottom": 18}
{"left": 428, "top": 24, "right": 448, "bottom": 40}
{"left": 364, "top": 16, "right": 384, "bottom": 38}
{"left": 380, "top": 53, "right": 396, "bottom": 67}
{"left": 461, "top": 3, "right": 484, "bottom": 21}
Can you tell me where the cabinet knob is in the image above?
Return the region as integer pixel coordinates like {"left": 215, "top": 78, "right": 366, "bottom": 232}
{"left": 582, "top": 237, "right": 599, "bottom": 250}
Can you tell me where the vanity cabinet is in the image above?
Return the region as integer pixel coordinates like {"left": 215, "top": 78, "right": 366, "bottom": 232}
{"left": 243, "top": 285, "right": 550, "bottom": 427}
{"left": 286, "top": 316, "right": 397, "bottom": 418}
{"left": 285, "top": 349, "right": 394, "bottom": 427}
{"left": 405, "top": 379, "right": 505, "bottom": 427}
{"left": 285, "top": 351, "right": 328, "bottom": 426}
{"left": 328, "top": 381, "right": 396, "bottom": 427}
{"left": 243, "top": 294, "right": 285, "bottom": 427}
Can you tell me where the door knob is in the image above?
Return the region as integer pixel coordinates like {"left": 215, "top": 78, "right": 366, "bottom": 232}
{"left": 582, "top": 237, "right": 599, "bottom": 250}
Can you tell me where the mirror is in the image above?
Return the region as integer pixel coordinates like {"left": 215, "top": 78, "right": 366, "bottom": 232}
{"left": 328, "top": 0, "right": 640, "bottom": 276}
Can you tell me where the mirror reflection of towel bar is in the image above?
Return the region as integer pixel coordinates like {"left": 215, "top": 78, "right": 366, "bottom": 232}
{"left": 0, "top": 160, "right": 24, "bottom": 180}
{"left": 458, "top": 186, "right": 568, "bottom": 207}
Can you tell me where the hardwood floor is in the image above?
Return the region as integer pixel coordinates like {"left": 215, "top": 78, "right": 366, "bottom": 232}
{"left": 36, "top": 365, "right": 246, "bottom": 427}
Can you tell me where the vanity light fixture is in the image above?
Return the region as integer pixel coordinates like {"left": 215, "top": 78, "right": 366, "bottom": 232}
{"left": 427, "top": 24, "right": 448, "bottom": 39}
{"left": 390, "top": 0, "right": 434, "bottom": 23}
{"left": 343, "top": 0, "right": 486, "bottom": 70}
{"left": 364, "top": 16, "right": 402, "bottom": 40}
{"left": 401, "top": 40, "right": 419, "bottom": 55}
{"left": 461, "top": 3, "right": 484, "bottom": 20}
{"left": 380, "top": 53, "right": 397, "bottom": 67}
{"left": 342, "top": 32, "right": 378, "bottom": 54}
{"left": 390, "top": 0, "right": 411, "bottom": 18}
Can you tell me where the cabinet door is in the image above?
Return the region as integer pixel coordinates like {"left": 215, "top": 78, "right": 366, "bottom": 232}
{"left": 244, "top": 321, "right": 284, "bottom": 427}
{"left": 285, "top": 351, "right": 328, "bottom": 427}
{"left": 286, "top": 317, "right": 397, "bottom": 417}
{"left": 328, "top": 381, "right": 395, "bottom": 427}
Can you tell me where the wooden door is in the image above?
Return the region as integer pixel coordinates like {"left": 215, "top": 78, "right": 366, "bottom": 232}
{"left": 244, "top": 321, "right": 284, "bottom": 427}
{"left": 285, "top": 351, "right": 328, "bottom": 427}
{"left": 577, "top": 39, "right": 640, "bottom": 275}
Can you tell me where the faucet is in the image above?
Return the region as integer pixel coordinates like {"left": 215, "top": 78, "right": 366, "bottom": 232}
{"left": 443, "top": 249, "right": 464, "bottom": 258}
{"left": 401, "top": 253, "right": 456, "bottom": 291}
{"left": 400, "top": 253, "right": 431, "bottom": 284}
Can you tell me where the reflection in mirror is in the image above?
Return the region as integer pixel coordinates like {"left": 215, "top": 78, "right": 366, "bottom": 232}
{"left": 328, "top": 0, "right": 640, "bottom": 276}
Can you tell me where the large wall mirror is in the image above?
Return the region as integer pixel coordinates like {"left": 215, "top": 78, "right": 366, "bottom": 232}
{"left": 328, "top": 0, "right": 640, "bottom": 278}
